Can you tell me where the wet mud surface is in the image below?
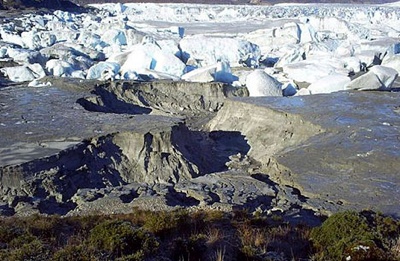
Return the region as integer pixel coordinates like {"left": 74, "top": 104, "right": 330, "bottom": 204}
{"left": 222, "top": 92, "right": 400, "bottom": 217}
{"left": 0, "top": 79, "right": 399, "bottom": 222}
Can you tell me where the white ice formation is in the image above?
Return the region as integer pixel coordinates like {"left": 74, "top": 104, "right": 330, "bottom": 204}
{"left": 245, "top": 70, "right": 282, "bottom": 96}
{"left": 0, "top": 3, "right": 399, "bottom": 95}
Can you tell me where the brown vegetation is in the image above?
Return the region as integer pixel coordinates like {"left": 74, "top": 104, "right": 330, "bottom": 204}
{"left": 0, "top": 209, "right": 398, "bottom": 260}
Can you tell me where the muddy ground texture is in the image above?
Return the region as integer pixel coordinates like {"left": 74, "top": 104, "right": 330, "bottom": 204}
{"left": 0, "top": 77, "right": 399, "bottom": 224}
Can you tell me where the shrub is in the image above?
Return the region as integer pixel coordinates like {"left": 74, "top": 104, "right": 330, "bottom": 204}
{"left": 88, "top": 220, "right": 158, "bottom": 259}
{"left": 0, "top": 226, "right": 24, "bottom": 246}
{"left": 143, "top": 209, "right": 189, "bottom": 236}
{"left": 25, "top": 215, "right": 62, "bottom": 242}
{"left": 0, "top": 209, "right": 396, "bottom": 260}
{"left": 168, "top": 234, "right": 208, "bottom": 261}
{"left": 310, "top": 211, "right": 392, "bottom": 260}
{"left": 0, "top": 238, "right": 50, "bottom": 261}
{"left": 202, "top": 210, "right": 226, "bottom": 222}
{"left": 52, "top": 245, "right": 91, "bottom": 261}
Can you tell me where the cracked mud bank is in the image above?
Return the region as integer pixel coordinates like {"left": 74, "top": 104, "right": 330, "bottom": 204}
{"left": 0, "top": 78, "right": 399, "bottom": 223}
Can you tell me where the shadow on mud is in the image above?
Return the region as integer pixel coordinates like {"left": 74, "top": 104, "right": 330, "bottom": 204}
{"left": 173, "top": 129, "right": 251, "bottom": 175}
{"left": 77, "top": 96, "right": 152, "bottom": 114}
{"left": 0, "top": 124, "right": 251, "bottom": 215}
{"left": 165, "top": 187, "right": 200, "bottom": 207}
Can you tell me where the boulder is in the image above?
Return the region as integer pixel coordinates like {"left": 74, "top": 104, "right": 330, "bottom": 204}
{"left": 28, "top": 79, "right": 52, "bottom": 87}
{"left": 295, "top": 88, "right": 311, "bottom": 96}
{"left": 175, "top": 172, "right": 277, "bottom": 209}
{"left": 28, "top": 63, "right": 46, "bottom": 79}
{"left": 50, "top": 30, "right": 79, "bottom": 44}
{"left": 87, "top": 62, "right": 120, "bottom": 80}
{"left": 282, "top": 82, "right": 298, "bottom": 97}
{"left": 307, "top": 74, "right": 351, "bottom": 94}
{"left": 245, "top": 70, "right": 282, "bottom": 97}
{"left": 136, "top": 68, "right": 180, "bottom": 81}
{"left": 41, "top": 43, "right": 105, "bottom": 62}
{"left": 46, "top": 59, "right": 74, "bottom": 77}
{"left": 243, "top": 25, "right": 299, "bottom": 55}
{"left": 355, "top": 50, "right": 382, "bottom": 67}
{"left": 275, "top": 47, "right": 305, "bottom": 68}
{"left": 308, "top": 16, "right": 367, "bottom": 41}
{"left": 41, "top": 43, "right": 84, "bottom": 60}
{"left": 54, "top": 10, "right": 75, "bottom": 23}
{"left": 0, "top": 64, "right": 45, "bottom": 82}
{"left": 298, "top": 19, "right": 317, "bottom": 43}
{"left": 181, "top": 61, "right": 236, "bottom": 83}
{"left": 66, "top": 56, "right": 95, "bottom": 71}
{"left": 342, "top": 57, "right": 362, "bottom": 74}
{"left": 122, "top": 70, "right": 141, "bottom": 80}
{"left": 274, "top": 22, "right": 301, "bottom": 44}
{"left": 346, "top": 65, "right": 398, "bottom": 91}
{"left": 6, "top": 48, "right": 45, "bottom": 65}
{"left": 0, "top": 47, "right": 6, "bottom": 59}
{"left": 356, "top": 38, "right": 400, "bottom": 57}
{"left": 303, "top": 42, "right": 332, "bottom": 59}
{"left": 0, "top": 31, "right": 24, "bottom": 47}
{"left": 125, "top": 28, "right": 146, "bottom": 46}
{"left": 119, "top": 42, "right": 185, "bottom": 78}
{"left": 179, "top": 35, "right": 261, "bottom": 67}
{"left": 102, "top": 45, "right": 123, "bottom": 59}
{"left": 181, "top": 67, "right": 214, "bottom": 83}
{"left": 369, "top": 65, "right": 398, "bottom": 89}
{"left": 63, "top": 43, "right": 105, "bottom": 61}
{"left": 381, "top": 54, "right": 400, "bottom": 73}
{"left": 71, "top": 70, "right": 86, "bottom": 79}
{"left": 334, "top": 41, "right": 355, "bottom": 57}
{"left": 101, "top": 29, "right": 127, "bottom": 46}
{"left": 21, "top": 31, "right": 56, "bottom": 50}
{"left": 76, "top": 32, "right": 104, "bottom": 49}
{"left": 282, "top": 60, "right": 336, "bottom": 84}
{"left": 107, "top": 51, "right": 130, "bottom": 67}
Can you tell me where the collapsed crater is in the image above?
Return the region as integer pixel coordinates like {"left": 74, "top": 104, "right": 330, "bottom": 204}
{"left": 2, "top": 79, "right": 398, "bottom": 220}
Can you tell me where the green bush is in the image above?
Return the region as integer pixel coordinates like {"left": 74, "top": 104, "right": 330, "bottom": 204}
{"left": 88, "top": 220, "right": 158, "bottom": 258}
{"left": 52, "top": 245, "right": 91, "bottom": 261}
{"left": 0, "top": 238, "right": 49, "bottom": 261}
{"left": 0, "top": 226, "right": 24, "bottom": 246}
{"left": 0, "top": 209, "right": 396, "bottom": 260}
{"left": 310, "top": 211, "right": 393, "bottom": 260}
{"left": 25, "top": 215, "right": 62, "bottom": 243}
{"left": 143, "top": 209, "right": 189, "bottom": 235}
{"left": 168, "top": 234, "right": 208, "bottom": 261}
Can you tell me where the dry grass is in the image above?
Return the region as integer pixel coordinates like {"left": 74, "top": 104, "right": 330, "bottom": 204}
{"left": 0, "top": 209, "right": 397, "bottom": 261}
{"left": 237, "top": 223, "right": 270, "bottom": 254}
{"left": 206, "top": 227, "right": 225, "bottom": 245}
{"left": 214, "top": 247, "right": 226, "bottom": 261}
{"left": 269, "top": 225, "right": 291, "bottom": 240}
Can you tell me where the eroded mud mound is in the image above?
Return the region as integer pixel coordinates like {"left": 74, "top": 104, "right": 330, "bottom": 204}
{"left": 1, "top": 79, "right": 399, "bottom": 222}
{"left": 208, "top": 93, "right": 400, "bottom": 217}
{"left": 77, "top": 81, "right": 249, "bottom": 116}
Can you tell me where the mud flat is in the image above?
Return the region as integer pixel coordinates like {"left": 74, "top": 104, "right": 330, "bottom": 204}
{"left": 0, "top": 78, "right": 399, "bottom": 222}
{"left": 208, "top": 92, "right": 400, "bottom": 217}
